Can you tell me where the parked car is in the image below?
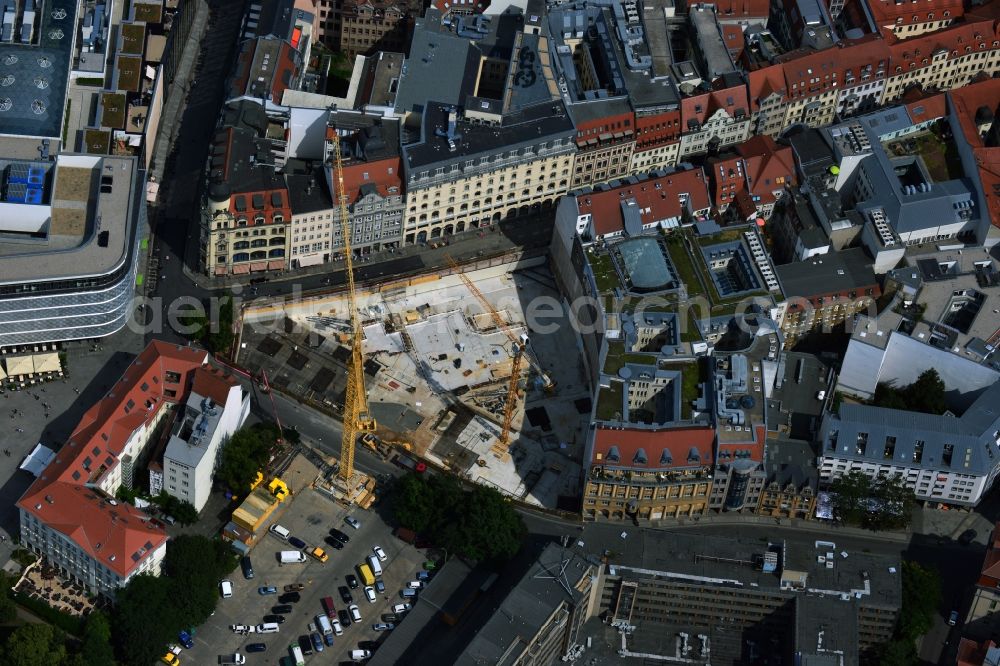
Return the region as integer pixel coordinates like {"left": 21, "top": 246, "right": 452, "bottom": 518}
{"left": 960, "top": 529, "right": 978, "bottom": 545}
{"left": 417, "top": 570, "right": 431, "bottom": 582}
{"left": 279, "top": 592, "right": 300, "bottom": 604}
{"left": 219, "top": 580, "right": 233, "bottom": 598}
{"left": 245, "top": 643, "right": 267, "bottom": 653}
{"left": 364, "top": 586, "right": 376, "bottom": 603}
{"left": 392, "top": 603, "right": 412, "bottom": 614}
{"left": 262, "top": 615, "right": 286, "bottom": 624}
{"left": 240, "top": 556, "right": 254, "bottom": 579}
{"left": 372, "top": 622, "right": 395, "bottom": 632}
{"left": 178, "top": 630, "right": 194, "bottom": 649}
{"left": 218, "top": 654, "right": 246, "bottom": 665}
{"left": 257, "top": 586, "right": 278, "bottom": 596}
{"left": 331, "top": 618, "right": 344, "bottom": 635}
{"left": 324, "top": 536, "right": 345, "bottom": 550}
{"left": 298, "top": 635, "right": 313, "bottom": 657}
{"left": 272, "top": 604, "right": 293, "bottom": 615}
{"left": 338, "top": 608, "right": 352, "bottom": 627}
{"left": 344, "top": 516, "right": 361, "bottom": 530}
{"left": 382, "top": 613, "right": 399, "bottom": 623}
{"left": 346, "top": 574, "right": 359, "bottom": 589}
{"left": 288, "top": 536, "right": 307, "bottom": 549}
{"left": 310, "top": 632, "right": 325, "bottom": 652}
{"left": 329, "top": 528, "right": 350, "bottom": 543}
{"left": 422, "top": 560, "right": 436, "bottom": 570}
{"left": 349, "top": 603, "right": 362, "bottom": 623}
{"left": 307, "top": 547, "right": 329, "bottom": 563}
{"left": 284, "top": 583, "right": 305, "bottom": 592}
{"left": 374, "top": 578, "right": 385, "bottom": 593}
{"left": 372, "top": 546, "right": 387, "bottom": 562}
{"left": 339, "top": 585, "right": 353, "bottom": 603}
{"left": 160, "top": 653, "right": 179, "bottom": 665}
{"left": 230, "top": 625, "right": 254, "bottom": 634}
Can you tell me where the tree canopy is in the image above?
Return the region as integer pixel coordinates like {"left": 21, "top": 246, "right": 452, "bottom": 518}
{"left": 112, "top": 535, "right": 236, "bottom": 665}
{"left": 829, "top": 471, "right": 915, "bottom": 530}
{"left": 1, "top": 624, "right": 68, "bottom": 666}
{"left": 215, "top": 422, "right": 281, "bottom": 493}
{"left": 864, "top": 560, "right": 942, "bottom": 666}
{"left": 873, "top": 369, "right": 947, "bottom": 415}
{"left": 394, "top": 473, "right": 526, "bottom": 562}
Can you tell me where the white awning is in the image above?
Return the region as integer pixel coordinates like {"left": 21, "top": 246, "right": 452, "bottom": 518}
{"left": 5, "top": 355, "right": 33, "bottom": 377}
{"left": 32, "top": 353, "right": 60, "bottom": 373}
{"left": 19, "top": 443, "right": 56, "bottom": 477}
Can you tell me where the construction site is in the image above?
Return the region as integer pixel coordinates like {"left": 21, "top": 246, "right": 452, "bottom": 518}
{"left": 239, "top": 257, "right": 589, "bottom": 509}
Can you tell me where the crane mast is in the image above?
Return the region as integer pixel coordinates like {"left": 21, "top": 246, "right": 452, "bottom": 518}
{"left": 446, "top": 256, "right": 553, "bottom": 453}
{"left": 330, "top": 131, "right": 375, "bottom": 483}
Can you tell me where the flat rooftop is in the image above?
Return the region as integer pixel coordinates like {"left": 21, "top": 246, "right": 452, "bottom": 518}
{"left": 0, "top": 0, "right": 79, "bottom": 138}
{"left": 0, "top": 155, "right": 140, "bottom": 285}
{"left": 588, "top": 529, "right": 901, "bottom": 608}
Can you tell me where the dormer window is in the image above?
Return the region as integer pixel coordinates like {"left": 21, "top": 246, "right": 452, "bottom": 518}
{"left": 633, "top": 448, "right": 647, "bottom": 465}
{"left": 606, "top": 446, "right": 620, "bottom": 463}
{"left": 660, "top": 449, "right": 673, "bottom": 465}
{"left": 687, "top": 447, "right": 701, "bottom": 463}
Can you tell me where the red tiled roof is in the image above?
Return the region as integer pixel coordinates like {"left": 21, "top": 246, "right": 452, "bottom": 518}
{"left": 887, "top": 18, "right": 1000, "bottom": 73}
{"left": 707, "top": 155, "right": 747, "bottom": 209}
{"left": 737, "top": 135, "right": 797, "bottom": 206}
{"left": 432, "top": 0, "right": 489, "bottom": 14}
{"left": 977, "top": 523, "right": 1000, "bottom": 586}
{"left": 591, "top": 426, "right": 716, "bottom": 470}
{"left": 711, "top": 0, "right": 769, "bottom": 19}
{"left": 780, "top": 36, "right": 889, "bottom": 100}
{"left": 17, "top": 342, "right": 215, "bottom": 578}
{"left": 681, "top": 83, "right": 749, "bottom": 127}
{"left": 576, "top": 167, "right": 710, "bottom": 236}
{"left": 957, "top": 637, "right": 999, "bottom": 666}
{"left": 949, "top": 78, "right": 1000, "bottom": 229}
{"left": 903, "top": 90, "right": 947, "bottom": 125}
{"left": 748, "top": 64, "right": 787, "bottom": 110}
{"left": 866, "top": 0, "right": 964, "bottom": 27}
{"left": 722, "top": 24, "right": 746, "bottom": 62}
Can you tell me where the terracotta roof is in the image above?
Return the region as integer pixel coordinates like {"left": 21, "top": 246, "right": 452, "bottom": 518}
{"left": 949, "top": 78, "right": 1000, "bottom": 229}
{"left": 866, "top": 0, "right": 964, "bottom": 26}
{"left": 736, "top": 135, "right": 797, "bottom": 206}
{"left": 191, "top": 365, "right": 243, "bottom": 405}
{"left": 711, "top": 0, "right": 769, "bottom": 19}
{"left": 681, "top": 82, "right": 749, "bottom": 127}
{"left": 902, "top": 90, "right": 946, "bottom": 125}
{"left": 722, "top": 24, "right": 746, "bottom": 62}
{"left": 747, "top": 64, "right": 787, "bottom": 110}
{"left": 591, "top": 425, "right": 716, "bottom": 470}
{"left": 17, "top": 341, "right": 212, "bottom": 578}
{"left": 957, "top": 637, "right": 999, "bottom": 666}
{"left": 707, "top": 154, "right": 747, "bottom": 209}
{"left": 432, "top": 0, "right": 489, "bottom": 14}
{"left": 887, "top": 18, "right": 1000, "bottom": 73}
{"left": 780, "top": 36, "right": 889, "bottom": 101}
{"left": 576, "top": 167, "right": 710, "bottom": 236}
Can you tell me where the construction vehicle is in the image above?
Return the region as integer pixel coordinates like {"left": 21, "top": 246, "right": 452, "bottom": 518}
{"left": 329, "top": 127, "right": 377, "bottom": 502}
{"left": 445, "top": 255, "right": 554, "bottom": 457}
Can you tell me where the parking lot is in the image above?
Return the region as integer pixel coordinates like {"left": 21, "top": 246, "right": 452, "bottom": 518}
{"left": 183, "top": 487, "right": 429, "bottom": 665}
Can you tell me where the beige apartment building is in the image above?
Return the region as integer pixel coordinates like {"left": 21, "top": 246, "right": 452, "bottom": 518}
{"left": 400, "top": 103, "right": 577, "bottom": 243}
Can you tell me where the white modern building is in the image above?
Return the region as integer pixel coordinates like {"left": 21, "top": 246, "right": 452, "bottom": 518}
{"left": 161, "top": 370, "right": 249, "bottom": 511}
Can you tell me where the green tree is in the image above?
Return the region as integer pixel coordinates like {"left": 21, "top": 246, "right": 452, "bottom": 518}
{"left": 1, "top": 624, "right": 67, "bottom": 666}
{"left": 899, "top": 561, "right": 942, "bottom": 640}
{"left": 216, "top": 423, "right": 280, "bottom": 493}
{"left": 80, "top": 611, "right": 116, "bottom": 666}
{"left": 872, "top": 474, "right": 916, "bottom": 530}
{"left": 0, "top": 593, "right": 18, "bottom": 624}
{"left": 906, "top": 369, "right": 946, "bottom": 415}
{"left": 829, "top": 471, "right": 871, "bottom": 526}
{"left": 206, "top": 295, "right": 235, "bottom": 356}
{"left": 393, "top": 472, "right": 525, "bottom": 562}
{"left": 112, "top": 575, "right": 181, "bottom": 666}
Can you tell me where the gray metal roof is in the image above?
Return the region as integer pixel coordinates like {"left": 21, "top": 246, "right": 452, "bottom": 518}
{"left": 0, "top": 0, "right": 77, "bottom": 138}
{"left": 820, "top": 380, "right": 1000, "bottom": 475}
{"left": 775, "top": 247, "right": 877, "bottom": 299}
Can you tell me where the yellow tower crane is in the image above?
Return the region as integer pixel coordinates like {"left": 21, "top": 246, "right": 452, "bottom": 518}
{"left": 330, "top": 132, "right": 376, "bottom": 486}
{"left": 445, "top": 256, "right": 553, "bottom": 456}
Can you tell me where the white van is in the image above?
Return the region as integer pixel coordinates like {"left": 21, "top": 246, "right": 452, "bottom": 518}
{"left": 290, "top": 642, "right": 305, "bottom": 665}
{"left": 269, "top": 524, "right": 291, "bottom": 541}
{"left": 256, "top": 622, "right": 280, "bottom": 634}
{"left": 219, "top": 579, "right": 233, "bottom": 598}
{"left": 406, "top": 580, "right": 423, "bottom": 589}
{"left": 400, "top": 588, "right": 417, "bottom": 599}
{"left": 350, "top": 648, "right": 372, "bottom": 661}
{"left": 366, "top": 555, "right": 383, "bottom": 577}
{"left": 279, "top": 550, "right": 307, "bottom": 564}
